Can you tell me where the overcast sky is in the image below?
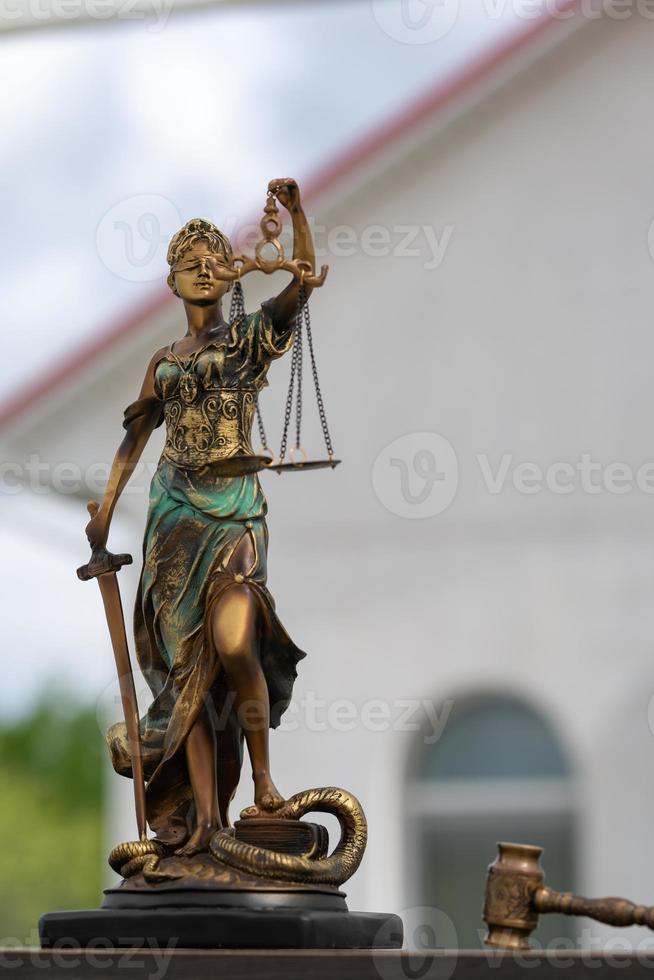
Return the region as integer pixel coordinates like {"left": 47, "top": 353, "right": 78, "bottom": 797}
{"left": 0, "top": 1, "right": 525, "bottom": 404}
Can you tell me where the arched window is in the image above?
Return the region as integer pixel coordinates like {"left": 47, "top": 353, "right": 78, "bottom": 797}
{"left": 407, "top": 693, "right": 576, "bottom": 949}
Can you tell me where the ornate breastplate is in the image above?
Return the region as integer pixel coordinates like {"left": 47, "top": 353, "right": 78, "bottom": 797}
{"left": 162, "top": 387, "right": 257, "bottom": 468}
{"left": 154, "top": 342, "right": 259, "bottom": 470}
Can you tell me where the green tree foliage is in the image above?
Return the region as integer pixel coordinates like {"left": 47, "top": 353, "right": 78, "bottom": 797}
{"left": 0, "top": 698, "right": 104, "bottom": 942}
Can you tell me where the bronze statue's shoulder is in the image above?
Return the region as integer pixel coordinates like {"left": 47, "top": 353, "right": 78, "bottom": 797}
{"left": 148, "top": 343, "right": 172, "bottom": 369}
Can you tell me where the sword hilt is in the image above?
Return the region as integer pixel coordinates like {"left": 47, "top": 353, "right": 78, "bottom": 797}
{"left": 77, "top": 500, "right": 133, "bottom": 581}
{"left": 77, "top": 548, "right": 133, "bottom": 581}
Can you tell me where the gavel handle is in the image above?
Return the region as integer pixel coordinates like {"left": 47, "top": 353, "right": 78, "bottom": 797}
{"left": 536, "top": 886, "right": 654, "bottom": 930}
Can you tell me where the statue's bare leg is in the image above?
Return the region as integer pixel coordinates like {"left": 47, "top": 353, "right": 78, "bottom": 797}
{"left": 176, "top": 709, "right": 222, "bottom": 855}
{"left": 176, "top": 534, "right": 283, "bottom": 855}
{"left": 212, "top": 534, "right": 285, "bottom": 812}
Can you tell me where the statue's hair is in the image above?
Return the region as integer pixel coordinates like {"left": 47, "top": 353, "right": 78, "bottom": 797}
{"left": 166, "top": 218, "right": 233, "bottom": 294}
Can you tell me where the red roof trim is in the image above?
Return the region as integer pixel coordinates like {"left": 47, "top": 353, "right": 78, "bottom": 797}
{"left": 0, "top": 287, "right": 171, "bottom": 430}
{"left": 0, "top": 6, "right": 580, "bottom": 432}
{"left": 301, "top": 4, "right": 580, "bottom": 201}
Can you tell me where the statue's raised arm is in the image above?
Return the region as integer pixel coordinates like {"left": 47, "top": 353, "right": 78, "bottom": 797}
{"left": 264, "top": 178, "right": 316, "bottom": 334}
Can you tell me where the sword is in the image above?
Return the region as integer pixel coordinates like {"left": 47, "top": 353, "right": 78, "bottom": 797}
{"left": 77, "top": 501, "right": 147, "bottom": 843}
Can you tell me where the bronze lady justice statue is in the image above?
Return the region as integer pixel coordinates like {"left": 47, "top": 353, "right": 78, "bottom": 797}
{"left": 85, "top": 178, "right": 315, "bottom": 857}
{"left": 40, "top": 178, "right": 402, "bottom": 949}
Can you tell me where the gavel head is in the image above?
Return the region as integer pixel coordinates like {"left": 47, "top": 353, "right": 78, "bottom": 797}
{"left": 483, "top": 842, "right": 545, "bottom": 950}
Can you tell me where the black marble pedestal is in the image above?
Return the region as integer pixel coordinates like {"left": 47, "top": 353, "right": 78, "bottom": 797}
{"left": 39, "top": 887, "right": 402, "bottom": 950}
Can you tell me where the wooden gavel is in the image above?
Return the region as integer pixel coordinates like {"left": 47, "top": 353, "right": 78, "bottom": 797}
{"left": 483, "top": 842, "right": 654, "bottom": 950}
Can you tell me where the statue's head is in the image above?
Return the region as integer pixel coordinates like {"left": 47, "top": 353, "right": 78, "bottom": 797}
{"left": 166, "top": 218, "right": 233, "bottom": 303}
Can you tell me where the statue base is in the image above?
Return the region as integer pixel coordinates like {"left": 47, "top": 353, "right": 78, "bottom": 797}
{"left": 39, "top": 833, "right": 401, "bottom": 950}
{"left": 40, "top": 793, "right": 401, "bottom": 949}
{"left": 39, "top": 887, "right": 402, "bottom": 950}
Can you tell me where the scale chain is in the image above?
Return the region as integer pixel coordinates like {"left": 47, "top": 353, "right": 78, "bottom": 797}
{"left": 302, "top": 284, "right": 334, "bottom": 459}
{"left": 230, "top": 279, "right": 270, "bottom": 454}
{"left": 279, "top": 286, "right": 304, "bottom": 462}
{"left": 229, "top": 278, "right": 245, "bottom": 321}
{"left": 255, "top": 401, "right": 269, "bottom": 454}
{"left": 295, "top": 304, "right": 303, "bottom": 451}
{"left": 236, "top": 279, "right": 335, "bottom": 467}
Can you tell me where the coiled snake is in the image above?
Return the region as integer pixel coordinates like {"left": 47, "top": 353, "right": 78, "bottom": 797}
{"left": 209, "top": 786, "right": 367, "bottom": 886}
{"left": 109, "top": 786, "right": 367, "bottom": 886}
{"left": 108, "top": 838, "right": 169, "bottom": 879}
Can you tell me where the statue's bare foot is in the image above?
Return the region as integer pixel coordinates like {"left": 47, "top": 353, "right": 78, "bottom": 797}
{"left": 175, "top": 820, "right": 219, "bottom": 856}
{"left": 254, "top": 772, "right": 285, "bottom": 812}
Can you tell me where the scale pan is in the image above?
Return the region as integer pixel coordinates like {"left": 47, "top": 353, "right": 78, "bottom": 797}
{"left": 268, "top": 458, "right": 341, "bottom": 474}
{"left": 209, "top": 455, "right": 274, "bottom": 477}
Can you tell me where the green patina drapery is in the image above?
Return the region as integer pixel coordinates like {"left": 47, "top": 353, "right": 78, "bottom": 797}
{"left": 107, "top": 304, "right": 305, "bottom": 835}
